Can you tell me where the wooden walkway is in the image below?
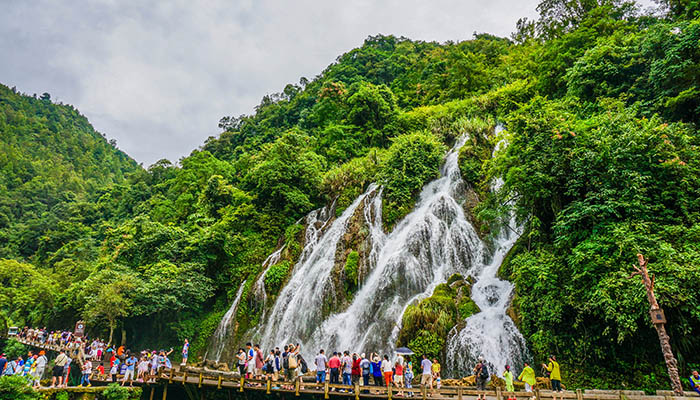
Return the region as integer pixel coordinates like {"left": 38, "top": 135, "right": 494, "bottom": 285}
{"left": 13, "top": 337, "right": 700, "bottom": 400}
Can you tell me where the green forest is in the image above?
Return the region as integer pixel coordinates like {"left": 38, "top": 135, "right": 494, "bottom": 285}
{"left": 1, "top": 0, "right": 699, "bottom": 391}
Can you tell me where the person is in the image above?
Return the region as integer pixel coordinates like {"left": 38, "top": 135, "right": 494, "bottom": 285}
{"left": 328, "top": 352, "right": 341, "bottom": 385}
{"left": 3, "top": 356, "right": 17, "bottom": 376}
{"left": 122, "top": 352, "right": 137, "bottom": 387}
{"left": 236, "top": 348, "right": 247, "bottom": 376}
{"left": 381, "top": 355, "right": 393, "bottom": 387}
{"left": 394, "top": 358, "right": 405, "bottom": 395}
{"left": 360, "top": 354, "right": 371, "bottom": 387}
{"left": 543, "top": 355, "right": 562, "bottom": 399}
{"left": 690, "top": 370, "right": 700, "bottom": 395}
{"left": 431, "top": 358, "right": 441, "bottom": 383}
{"left": 62, "top": 356, "right": 72, "bottom": 388}
{"left": 474, "top": 357, "right": 488, "bottom": 400}
{"left": 518, "top": 362, "right": 536, "bottom": 400}
{"left": 405, "top": 360, "right": 414, "bottom": 392}
{"left": 504, "top": 365, "right": 515, "bottom": 400}
{"left": 420, "top": 355, "right": 433, "bottom": 389}
{"left": 138, "top": 356, "right": 150, "bottom": 382}
{"left": 352, "top": 353, "right": 362, "bottom": 385}
{"left": 371, "top": 355, "right": 383, "bottom": 386}
{"left": 315, "top": 349, "right": 328, "bottom": 383}
{"left": 110, "top": 357, "right": 120, "bottom": 382}
{"left": 0, "top": 353, "right": 6, "bottom": 376}
{"left": 342, "top": 351, "right": 352, "bottom": 386}
{"left": 254, "top": 344, "right": 264, "bottom": 379}
{"left": 51, "top": 350, "right": 68, "bottom": 388}
{"left": 285, "top": 345, "right": 299, "bottom": 385}
{"left": 181, "top": 339, "right": 189, "bottom": 365}
{"left": 80, "top": 359, "right": 92, "bottom": 387}
{"left": 273, "top": 349, "right": 281, "bottom": 381}
{"left": 33, "top": 351, "right": 48, "bottom": 388}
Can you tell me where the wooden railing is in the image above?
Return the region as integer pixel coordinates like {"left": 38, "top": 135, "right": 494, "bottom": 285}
{"left": 153, "top": 367, "right": 700, "bottom": 400}
{"left": 14, "top": 338, "right": 699, "bottom": 400}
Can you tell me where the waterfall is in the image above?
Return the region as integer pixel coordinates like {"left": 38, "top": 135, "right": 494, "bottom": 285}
{"left": 225, "top": 129, "right": 529, "bottom": 377}
{"left": 207, "top": 280, "right": 247, "bottom": 362}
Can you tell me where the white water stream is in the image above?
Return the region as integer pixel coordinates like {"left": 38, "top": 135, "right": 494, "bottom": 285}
{"left": 207, "top": 280, "right": 247, "bottom": 362}
{"left": 215, "top": 129, "right": 530, "bottom": 376}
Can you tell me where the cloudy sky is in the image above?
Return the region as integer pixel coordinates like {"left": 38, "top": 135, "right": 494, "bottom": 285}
{"left": 0, "top": 1, "right": 547, "bottom": 166}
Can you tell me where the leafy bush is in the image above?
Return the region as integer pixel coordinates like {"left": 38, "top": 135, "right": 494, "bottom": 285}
{"left": 380, "top": 132, "right": 446, "bottom": 228}
{"left": 408, "top": 330, "right": 445, "bottom": 359}
{"left": 102, "top": 383, "right": 142, "bottom": 400}
{"left": 0, "top": 375, "right": 38, "bottom": 400}
{"left": 264, "top": 261, "right": 291, "bottom": 296}
{"left": 343, "top": 251, "right": 360, "bottom": 291}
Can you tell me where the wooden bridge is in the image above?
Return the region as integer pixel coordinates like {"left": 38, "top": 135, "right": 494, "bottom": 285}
{"left": 12, "top": 337, "right": 700, "bottom": 400}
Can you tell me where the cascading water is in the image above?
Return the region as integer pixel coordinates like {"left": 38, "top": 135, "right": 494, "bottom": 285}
{"left": 207, "top": 280, "right": 247, "bottom": 362}
{"left": 258, "top": 184, "right": 382, "bottom": 347}
{"left": 445, "top": 205, "right": 530, "bottom": 377}
{"left": 220, "top": 129, "right": 529, "bottom": 377}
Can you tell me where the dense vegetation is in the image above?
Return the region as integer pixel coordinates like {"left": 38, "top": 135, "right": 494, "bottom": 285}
{"left": 1, "top": 0, "right": 699, "bottom": 391}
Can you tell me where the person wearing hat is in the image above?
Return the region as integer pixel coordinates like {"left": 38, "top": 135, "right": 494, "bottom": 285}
{"left": 33, "top": 350, "right": 48, "bottom": 388}
{"left": 474, "top": 356, "right": 488, "bottom": 400}
{"left": 518, "top": 362, "right": 536, "bottom": 400}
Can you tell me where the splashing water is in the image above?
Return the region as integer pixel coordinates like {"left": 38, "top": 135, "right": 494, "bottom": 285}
{"left": 207, "top": 280, "right": 247, "bottom": 362}
{"left": 220, "top": 130, "right": 529, "bottom": 376}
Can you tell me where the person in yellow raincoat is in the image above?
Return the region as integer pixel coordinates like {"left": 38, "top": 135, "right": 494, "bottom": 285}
{"left": 518, "top": 362, "right": 536, "bottom": 400}
{"left": 503, "top": 365, "right": 515, "bottom": 400}
{"left": 543, "top": 355, "right": 562, "bottom": 400}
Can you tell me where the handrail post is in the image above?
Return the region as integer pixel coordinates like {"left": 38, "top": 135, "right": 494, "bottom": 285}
{"left": 168, "top": 368, "right": 174, "bottom": 383}
{"left": 577, "top": 389, "right": 583, "bottom": 400}
{"left": 295, "top": 377, "right": 301, "bottom": 396}
{"left": 422, "top": 385, "right": 427, "bottom": 400}
{"left": 497, "top": 387, "right": 503, "bottom": 400}
{"left": 388, "top": 382, "right": 392, "bottom": 400}
{"left": 198, "top": 372, "right": 203, "bottom": 388}
{"left": 536, "top": 389, "right": 541, "bottom": 400}
{"left": 458, "top": 386, "right": 463, "bottom": 400}
{"left": 218, "top": 375, "right": 222, "bottom": 389}
{"left": 182, "top": 371, "right": 187, "bottom": 385}
{"left": 267, "top": 378, "right": 272, "bottom": 394}
{"left": 356, "top": 381, "right": 361, "bottom": 400}
{"left": 240, "top": 376, "right": 245, "bottom": 392}
{"left": 162, "top": 384, "right": 168, "bottom": 400}
{"left": 324, "top": 380, "right": 329, "bottom": 399}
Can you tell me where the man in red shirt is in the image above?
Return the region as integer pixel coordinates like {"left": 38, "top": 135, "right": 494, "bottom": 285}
{"left": 328, "top": 352, "right": 341, "bottom": 385}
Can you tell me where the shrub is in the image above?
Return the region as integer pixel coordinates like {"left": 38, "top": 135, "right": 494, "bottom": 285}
{"left": 0, "top": 375, "right": 38, "bottom": 400}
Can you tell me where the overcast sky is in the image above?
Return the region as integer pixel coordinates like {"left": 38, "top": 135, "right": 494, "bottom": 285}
{"left": 2, "top": 1, "right": 546, "bottom": 166}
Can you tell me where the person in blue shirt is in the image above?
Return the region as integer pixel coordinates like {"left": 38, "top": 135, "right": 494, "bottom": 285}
{"left": 121, "top": 353, "right": 138, "bottom": 387}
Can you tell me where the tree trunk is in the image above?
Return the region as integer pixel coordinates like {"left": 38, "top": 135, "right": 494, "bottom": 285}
{"left": 633, "top": 254, "right": 683, "bottom": 395}
{"left": 121, "top": 326, "right": 127, "bottom": 346}
{"left": 108, "top": 319, "right": 115, "bottom": 346}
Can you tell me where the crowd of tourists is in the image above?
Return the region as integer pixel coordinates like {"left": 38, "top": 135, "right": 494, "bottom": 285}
{"left": 5, "top": 326, "right": 184, "bottom": 389}
{"left": 227, "top": 342, "right": 566, "bottom": 398}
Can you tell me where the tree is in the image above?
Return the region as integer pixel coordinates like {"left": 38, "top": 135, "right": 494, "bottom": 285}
{"left": 81, "top": 271, "right": 138, "bottom": 345}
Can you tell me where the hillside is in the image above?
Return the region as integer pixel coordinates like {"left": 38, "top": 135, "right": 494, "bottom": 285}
{"left": 1, "top": 0, "right": 699, "bottom": 391}
{"left": 0, "top": 84, "right": 139, "bottom": 261}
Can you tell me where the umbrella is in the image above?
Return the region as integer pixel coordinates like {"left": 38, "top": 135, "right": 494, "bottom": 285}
{"left": 394, "top": 347, "right": 414, "bottom": 355}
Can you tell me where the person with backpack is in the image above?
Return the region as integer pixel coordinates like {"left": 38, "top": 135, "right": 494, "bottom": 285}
{"left": 351, "top": 353, "right": 362, "bottom": 385}
{"left": 543, "top": 355, "right": 562, "bottom": 400}
{"left": 405, "top": 359, "right": 414, "bottom": 392}
{"left": 3, "top": 356, "right": 18, "bottom": 376}
{"left": 285, "top": 344, "right": 299, "bottom": 385}
{"left": 474, "top": 356, "right": 489, "bottom": 400}
{"left": 51, "top": 350, "right": 68, "bottom": 388}
{"left": 360, "top": 353, "right": 371, "bottom": 387}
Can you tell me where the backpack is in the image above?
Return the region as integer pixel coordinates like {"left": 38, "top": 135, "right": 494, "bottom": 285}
{"left": 480, "top": 363, "right": 489, "bottom": 379}
{"left": 288, "top": 353, "right": 298, "bottom": 369}
{"left": 299, "top": 356, "right": 308, "bottom": 374}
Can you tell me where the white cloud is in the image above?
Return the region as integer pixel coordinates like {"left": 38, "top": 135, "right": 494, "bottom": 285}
{"left": 0, "top": 0, "right": 543, "bottom": 166}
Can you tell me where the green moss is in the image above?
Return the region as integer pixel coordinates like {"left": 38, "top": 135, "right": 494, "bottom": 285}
{"left": 447, "top": 273, "right": 464, "bottom": 285}
{"left": 344, "top": 250, "right": 359, "bottom": 291}
{"left": 264, "top": 260, "right": 292, "bottom": 295}
{"left": 458, "top": 297, "right": 480, "bottom": 319}
{"left": 408, "top": 329, "right": 445, "bottom": 359}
